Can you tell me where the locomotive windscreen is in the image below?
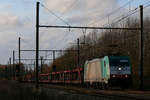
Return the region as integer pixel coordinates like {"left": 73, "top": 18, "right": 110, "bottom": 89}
{"left": 109, "top": 58, "right": 129, "bottom": 66}
{"left": 108, "top": 56, "right": 131, "bottom": 75}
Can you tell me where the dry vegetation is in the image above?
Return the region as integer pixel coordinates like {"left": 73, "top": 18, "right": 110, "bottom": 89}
{"left": 0, "top": 80, "right": 52, "bottom": 100}
{"left": 0, "top": 80, "right": 34, "bottom": 100}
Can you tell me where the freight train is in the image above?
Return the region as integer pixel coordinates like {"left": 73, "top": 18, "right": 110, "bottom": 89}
{"left": 23, "top": 56, "right": 132, "bottom": 89}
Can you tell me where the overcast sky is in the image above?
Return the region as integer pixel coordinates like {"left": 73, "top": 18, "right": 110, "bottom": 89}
{"left": 0, "top": 0, "right": 149, "bottom": 64}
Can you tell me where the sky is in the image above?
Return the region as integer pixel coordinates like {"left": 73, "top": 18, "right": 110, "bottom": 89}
{"left": 0, "top": 0, "right": 149, "bottom": 65}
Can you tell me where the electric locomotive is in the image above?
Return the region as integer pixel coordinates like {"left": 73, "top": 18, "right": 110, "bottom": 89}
{"left": 84, "top": 56, "right": 132, "bottom": 88}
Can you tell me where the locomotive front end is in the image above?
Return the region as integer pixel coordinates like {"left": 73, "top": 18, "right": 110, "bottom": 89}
{"left": 108, "top": 56, "right": 132, "bottom": 87}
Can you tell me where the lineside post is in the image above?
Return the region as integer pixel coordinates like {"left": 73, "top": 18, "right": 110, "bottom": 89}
{"left": 13, "top": 50, "right": 15, "bottom": 80}
{"left": 139, "top": 5, "right": 143, "bottom": 90}
{"left": 36, "top": 1, "right": 40, "bottom": 88}
{"left": 77, "top": 38, "right": 80, "bottom": 67}
{"left": 53, "top": 51, "right": 56, "bottom": 71}
{"left": 18, "top": 37, "right": 21, "bottom": 79}
{"left": 9, "top": 57, "right": 11, "bottom": 79}
{"left": 40, "top": 56, "right": 43, "bottom": 73}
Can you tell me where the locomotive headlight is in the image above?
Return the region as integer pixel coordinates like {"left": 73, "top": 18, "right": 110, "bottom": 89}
{"left": 118, "top": 67, "right": 122, "bottom": 70}
{"left": 113, "top": 75, "right": 116, "bottom": 77}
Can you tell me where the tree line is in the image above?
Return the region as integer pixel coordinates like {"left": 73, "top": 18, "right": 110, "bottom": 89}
{"left": 48, "top": 17, "right": 150, "bottom": 89}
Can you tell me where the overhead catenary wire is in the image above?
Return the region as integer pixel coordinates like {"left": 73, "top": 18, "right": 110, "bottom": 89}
{"left": 112, "top": 3, "right": 150, "bottom": 27}
{"left": 39, "top": 0, "right": 140, "bottom": 52}
{"left": 103, "top": 1, "right": 150, "bottom": 27}
{"left": 142, "top": 0, "right": 150, "bottom": 6}
{"left": 45, "top": 30, "right": 77, "bottom": 58}
{"left": 40, "top": 3, "right": 70, "bottom": 26}
{"left": 109, "top": 8, "right": 140, "bottom": 26}
{"left": 92, "top": 0, "right": 150, "bottom": 27}
{"left": 51, "top": 31, "right": 72, "bottom": 49}
{"left": 40, "top": 3, "right": 74, "bottom": 53}
{"left": 21, "top": 0, "right": 149, "bottom": 66}
{"left": 144, "top": 3, "right": 150, "bottom": 9}
{"left": 101, "top": 6, "right": 139, "bottom": 27}
{"left": 52, "top": 0, "right": 80, "bottom": 21}
{"left": 33, "top": 2, "right": 75, "bottom": 59}
{"left": 35, "top": 1, "right": 144, "bottom": 65}
{"left": 88, "top": 0, "right": 135, "bottom": 26}
{"left": 40, "top": 0, "right": 81, "bottom": 45}
{"left": 62, "top": 0, "right": 80, "bottom": 14}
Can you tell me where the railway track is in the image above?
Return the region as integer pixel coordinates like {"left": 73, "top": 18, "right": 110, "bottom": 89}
{"left": 22, "top": 81, "right": 150, "bottom": 100}
{"left": 21, "top": 81, "right": 150, "bottom": 100}
{"left": 41, "top": 84, "right": 150, "bottom": 100}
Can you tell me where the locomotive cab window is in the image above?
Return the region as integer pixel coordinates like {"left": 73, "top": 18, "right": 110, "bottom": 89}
{"left": 109, "top": 58, "right": 130, "bottom": 66}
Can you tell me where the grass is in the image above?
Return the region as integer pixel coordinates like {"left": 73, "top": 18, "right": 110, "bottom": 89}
{"left": 0, "top": 80, "right": 38, "bottom": 100}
